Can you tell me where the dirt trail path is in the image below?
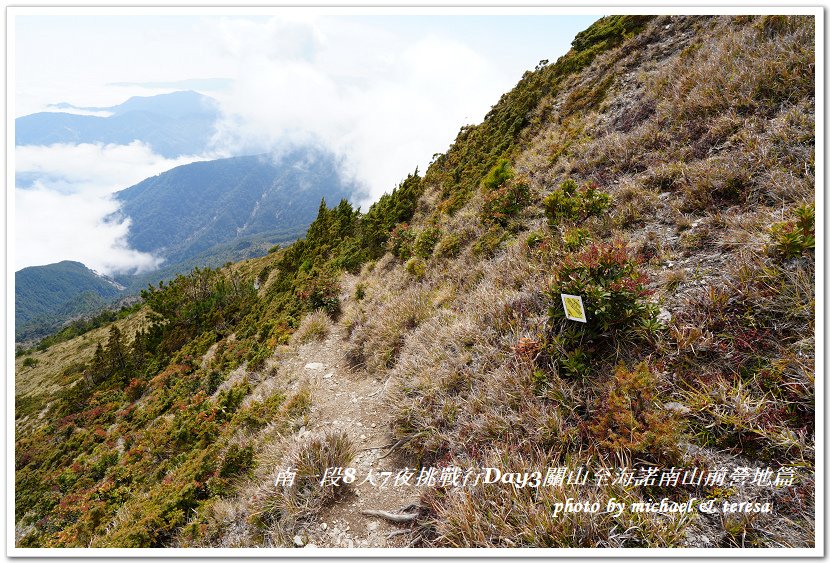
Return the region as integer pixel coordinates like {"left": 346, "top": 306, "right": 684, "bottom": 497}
{"left": 284, "top": 325, "right": 421, "bottom": 548}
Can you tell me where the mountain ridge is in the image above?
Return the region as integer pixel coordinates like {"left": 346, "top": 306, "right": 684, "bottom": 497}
{"left": 15, "top": 261, "right": 125, "bottom": 341}
{"left": 16, "top": 149, "right": 358, "bottom": 341}
{"left": 14, "top": 15, "right": 816, "bottom": 550}
{"left": 113, "top": 149, "right": 358, "bottom": 267}
{"left": 48, "top": 90, "right": 217, "bottom": 118}
{"left": 16, "top": 91, "right": 220, "bottom": 158}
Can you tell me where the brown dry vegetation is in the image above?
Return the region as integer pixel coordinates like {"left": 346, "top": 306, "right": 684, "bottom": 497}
{"left": 16, "top": 15, "right": 815, "bottom": 549}
{"left": 335, "top": 15, "right": 815, "bottom": 548}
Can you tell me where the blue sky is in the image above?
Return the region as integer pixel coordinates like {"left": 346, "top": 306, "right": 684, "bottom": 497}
{"left": 13, "top": 11, "right": 600, "bottom": 272}
{"left": 16, "top": 13, "right": 599, "bottom": 115}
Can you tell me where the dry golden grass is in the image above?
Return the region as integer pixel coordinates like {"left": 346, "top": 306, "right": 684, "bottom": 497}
{"left": 290, "top": 309, "right": 333, "bottom": 345}
{"left": 17, "top": 14, "right": 816, "bottom": 550}
{"left": 345, "top": 281, "right": 436, "bottom": 374}
{"left": 252, "top": 430, "right": 355, "bottom": 546}
{"left": 423, "top": 457, "right": 691, "bottom": 548}
{"left": 663, "top": 268, "right": 687, "bottom": 290}
{"left": 365, "top": 15, "right": 814, "bottom": 548}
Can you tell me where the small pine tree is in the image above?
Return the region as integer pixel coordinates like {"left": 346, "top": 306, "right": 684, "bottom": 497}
{"left": 106, "top": 326, "right": 129, "bottom": 383}
{"left": 131, "top": 329, "right": 148, "bottom": 374}
{"left": 90, "top": 342, "right": 107, "bottom": 385}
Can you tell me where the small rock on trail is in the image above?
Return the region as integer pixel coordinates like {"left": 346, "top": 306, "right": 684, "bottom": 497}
{"left": 287, "top": 328, "right": 421, "bottom": 548}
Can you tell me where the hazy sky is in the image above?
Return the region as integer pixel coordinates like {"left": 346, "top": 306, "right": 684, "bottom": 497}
{"left": 13, "top": 11, "right": 600, "bottom": 273}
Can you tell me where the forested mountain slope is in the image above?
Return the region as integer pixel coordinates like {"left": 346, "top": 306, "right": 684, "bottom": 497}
{"left": 15, "top": 15, "right": 815, "bottom": 549}
{"left": 15, "top": 261, "right": 125, "bottom": 341}
{"left": 114, "top": 150, "right": 356, "bottom": 267}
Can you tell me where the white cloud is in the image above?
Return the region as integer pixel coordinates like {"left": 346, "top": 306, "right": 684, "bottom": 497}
{"left": 16, "top": 141, "right": 212, "bottom": 193}
{"left": 209, "top": 17, "right": 511, "bottom": 207}
{"left": 16, "top": 185, "right": 162, "bottom": 275}
{"left": 14, "top": 16, "right": 516, "bottom": 275}
{"left": 14, "top": 13, "right": 594, "bottom": 273}
{"left": 15, "top": 142, "right": 213, "bottom": 274}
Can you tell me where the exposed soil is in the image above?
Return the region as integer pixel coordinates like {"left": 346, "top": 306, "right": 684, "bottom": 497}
{"left": 280, "top": 325, "right": 421, "bottom": 548}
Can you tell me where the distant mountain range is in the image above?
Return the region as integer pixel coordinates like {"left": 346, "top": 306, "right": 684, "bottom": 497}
{"left": 15, "top": 148, "right": 358, "bottom": 341}
{"left": 15, "top": 90, "right": 361, "bottom": 342}
{"left": 15, "top": 90, "right": 219, "bottom": 157}
{"left": 15, "top": 261, "right": 125, "bottom": 342}
{"left": 114, "top": 150, "right": 356, "bottom": 269}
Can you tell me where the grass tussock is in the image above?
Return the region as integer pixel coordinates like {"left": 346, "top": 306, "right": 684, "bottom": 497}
{"left": 252, "top": 430, "right": 355, "bottom": 545}
{"left": 423, "top": 467, "right": 691, "bottom": 548}
{"left": 345, "top": 284, "right": 436, "bottom": 373}
{"left": 290, "top": 309, "right": 333, "bottom": 345}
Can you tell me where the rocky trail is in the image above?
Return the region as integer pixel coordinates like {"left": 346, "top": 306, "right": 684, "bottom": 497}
{"left": 279, "top": 325, "right": 421, "bottom": 549}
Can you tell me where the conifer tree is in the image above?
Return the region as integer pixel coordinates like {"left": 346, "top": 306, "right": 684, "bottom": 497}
{"left": 90, "top": 342, "right": 107, "bottom": 385}
{"left": 105, "top": 326, "right": 128, "bottom": 383}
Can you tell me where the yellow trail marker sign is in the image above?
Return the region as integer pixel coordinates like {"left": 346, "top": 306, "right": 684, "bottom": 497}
{"left": 561, "top": 294, "right": 587, "bottom": 323}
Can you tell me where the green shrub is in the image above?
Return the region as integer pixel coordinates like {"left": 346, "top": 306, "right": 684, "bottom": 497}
{"left": 388, "top": 223, "right": 415, "bottom": 260}
{"left": 354, "top": 283, "right": 366, "bottom": 301}
{"left": 543, "top": 179, "right": 610, "bottom": 225}
{"left": 257, "top": 266, "right": 271, "bottom": 286}
{"left": 297, "top": 270, "right": 340, "bottom": 316}
{"left": 559, "top": 347, "right": 591, "bottom": 379}
{"left": 219, "top": 444, "right": 254, "bottom": 478}
{"left": 21, "top": 357, "right": 39, "bottom": 369}
{"left": 233, "top": 391, "right": 286, "bottom": 430}
{"left": 570, "top": 15, "right": 652, "bottom": 53}
{"left": 526, "top": 231, "right": 545, "bottom": 248}
{"left": 405, "top": 257, "right": 427, "bottom": 279}
{"left": 245, "top": 342, "right": 272, "bottom": 372}
{"left": 204, "top": 370, "right": 224, "bottom": 395}
{"left": 414, "top": 225, "right": 442, "bottom": 258}
{"left": 124, "top": 378, "right": 145, "bottom": 402}
{"left": 434, "top": 232, "right": 463, "bottom": 258}
{"left": 562, "top": 226, "right": 591, "bottom": 250}
{"left": 215, "top": 381, "right": 250, "bottom": 419}
{"left": 769, "top": 203, "right": 815, "bottom": 258}
{"left": 472, "top": 226, "right": 508, "bottom": 257}
{"left": 480, "top": 158, "right": 515, "bottom": 192}
{"left": 548, "top": 239, "right": 655, "bottom": 338}
{"left": 481, "top": 176, "right": 531, "bottom": 226}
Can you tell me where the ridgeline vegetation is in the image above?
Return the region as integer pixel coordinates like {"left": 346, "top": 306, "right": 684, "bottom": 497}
{"left": 16, "top": 15, "right": 815, "bottom": 549}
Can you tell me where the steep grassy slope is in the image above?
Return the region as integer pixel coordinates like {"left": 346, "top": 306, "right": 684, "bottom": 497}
{"left": 15, "top": 15, "right": 815, "bottom": 549}
{"left": 355, "top": 15, "right": 814, "bottom": 547}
